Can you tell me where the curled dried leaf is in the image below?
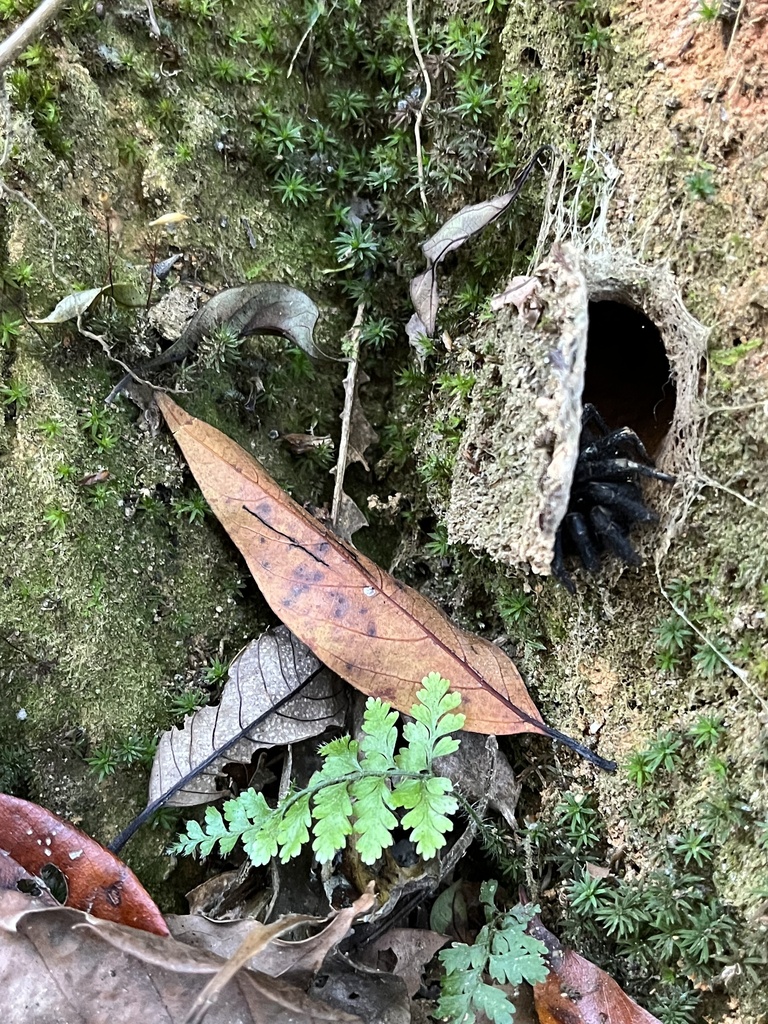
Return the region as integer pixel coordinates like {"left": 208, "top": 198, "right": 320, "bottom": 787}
{"left": 0, "top": 795, "right": 168, "bottom": 935}
{"left": 409, "top": 147, "right": 551, "bottom": 336}
{"left": 180, "top": 282, "right": 321, "bottom": 360}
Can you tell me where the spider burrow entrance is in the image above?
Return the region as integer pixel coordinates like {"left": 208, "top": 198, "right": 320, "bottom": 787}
{"left": 582, "top": 299, "right": 676, "bottom": 458}
{"left": 447, "top": 244, "right": 708, "bottom": 578}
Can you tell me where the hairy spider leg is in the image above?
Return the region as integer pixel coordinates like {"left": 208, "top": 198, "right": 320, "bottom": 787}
{"left": 590, "top": 506, "right": 642, "bottom": 565}
{"left": 552, "top": 404, "right": 675, "bottom": 590}
{"left": 565, "top": 511, "right": 601, "bottom": 573}
{"left": 552, "top": 531, "right": 576, "bottom": 594}
{"left": 582, "top": 482, "right": 659, "bottom": 523}
{"left": 580, "top": 402, "right": 611, "bottom": 446}
{"left": 581, "top": 427, "right": 655, "bottom": 466}
{"left": 574, "top": 458, "right": 676, "bottom": 485}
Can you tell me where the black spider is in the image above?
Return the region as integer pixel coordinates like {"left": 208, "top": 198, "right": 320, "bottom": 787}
{"left": 552, "top": 404, "right": 675, "bottom": 593}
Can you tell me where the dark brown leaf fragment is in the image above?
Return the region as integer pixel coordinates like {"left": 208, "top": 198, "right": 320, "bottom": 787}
{"left": 180, "top": 282, "right": 321, "bottom": 359}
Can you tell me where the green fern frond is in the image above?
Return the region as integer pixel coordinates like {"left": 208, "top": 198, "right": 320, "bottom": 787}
{"left": 438, "top": 885, "right": 549, "bottom": 1024}
{"left": 173, "top": 673, "right": 466, "bottom": 866}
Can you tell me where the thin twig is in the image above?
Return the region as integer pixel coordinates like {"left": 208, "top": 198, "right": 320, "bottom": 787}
{"left": 331, "top": 303, "right": 365, "bottom": 529}
{"left": 0, "top": 0, "right": 68, "bottom": 70}
{"left": 145, "top": 230, "right": 158, "bottom": 310}
{"left": 144, "top": 0, "right": 161, "bottom": 38}
{"left": 406, "top": 0, "right": 431, "bottom": 210}
{"left": 287, "top": 1, "right": 325, "bottom": 78}
{"left": 707, "top": 400, "right": 768, "bottom": 415}
{"left": 76, "top": 314, "right": 169, "bottom": 392}
{"left": 0, "top": 79, "right": 11, "bottom": 169}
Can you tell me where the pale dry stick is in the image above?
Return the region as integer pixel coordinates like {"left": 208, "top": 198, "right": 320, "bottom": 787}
{"left": 406, "top": 0, "right": 432, "bottom": 210}
{"left": 287, "top": 1, "right": 325, "bottom": 78}
{"left": 671, "top": 0, "right": 748, "bottom": 246}
{"left": 0, "top": 78, "right": 10, "bottom": 168}
{"left": 0, "top": 0, "right": 68, "bottom": 69}
{"left": 707, "top": 399, "right": 768, "bottom": 415}
{"left": 330, "top": 302, "right": 366, "bottom": 529}
{"left": 654, "top": 560, "right": 768, "bottom": 710}
{"left": 144, "top": 0, "right": 161, "bottom": 38}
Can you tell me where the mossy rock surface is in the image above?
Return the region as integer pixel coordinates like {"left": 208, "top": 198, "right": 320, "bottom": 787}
{"left": 0, "top": 0, "right": 767, "bottom": 1016}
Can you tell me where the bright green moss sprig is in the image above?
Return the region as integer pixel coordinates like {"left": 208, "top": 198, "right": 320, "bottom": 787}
{"left": 174, "top": 674, "right": 465, "bottom": 866}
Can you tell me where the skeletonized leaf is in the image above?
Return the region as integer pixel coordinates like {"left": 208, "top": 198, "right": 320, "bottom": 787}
{"left": 156, "top": 396, "right": 614, "bottom": 769}
{"left": 179, "top": 282, "right": 321, "bottom": 359}
{"left": 0, "top": 795, "right": 168, "bottom": 935}
{"left": 149, "top": 626, "right": 346, "bottom": 808}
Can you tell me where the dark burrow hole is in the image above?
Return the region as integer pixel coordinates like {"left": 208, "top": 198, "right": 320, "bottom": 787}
{"left": 520, "top": 46, "right": 541, "bottom": 67}
{"left": 582, "top": 299, "right": 676, "bottom": 456}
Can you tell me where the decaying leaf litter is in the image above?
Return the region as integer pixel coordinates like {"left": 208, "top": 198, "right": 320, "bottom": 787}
{"left": 4, "top": 242, "right": 664, "bottom": 1022}
{"left": 7, "top": 0, "right": 768, "bottom": 1007}
{"left": 0, "top": 881, "right": 374, "bottom": 1024}
{"left": 0, "top": 798, "right": 662, "bottom": 1024}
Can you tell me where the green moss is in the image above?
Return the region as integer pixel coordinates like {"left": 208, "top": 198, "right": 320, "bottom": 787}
{"left": 2, "top": 5, "right": 767, "bottom": 1018}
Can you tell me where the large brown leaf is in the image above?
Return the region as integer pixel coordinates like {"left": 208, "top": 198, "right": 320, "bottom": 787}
{"left": 155, "top": 395, "right": 614, "bottom": 769}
